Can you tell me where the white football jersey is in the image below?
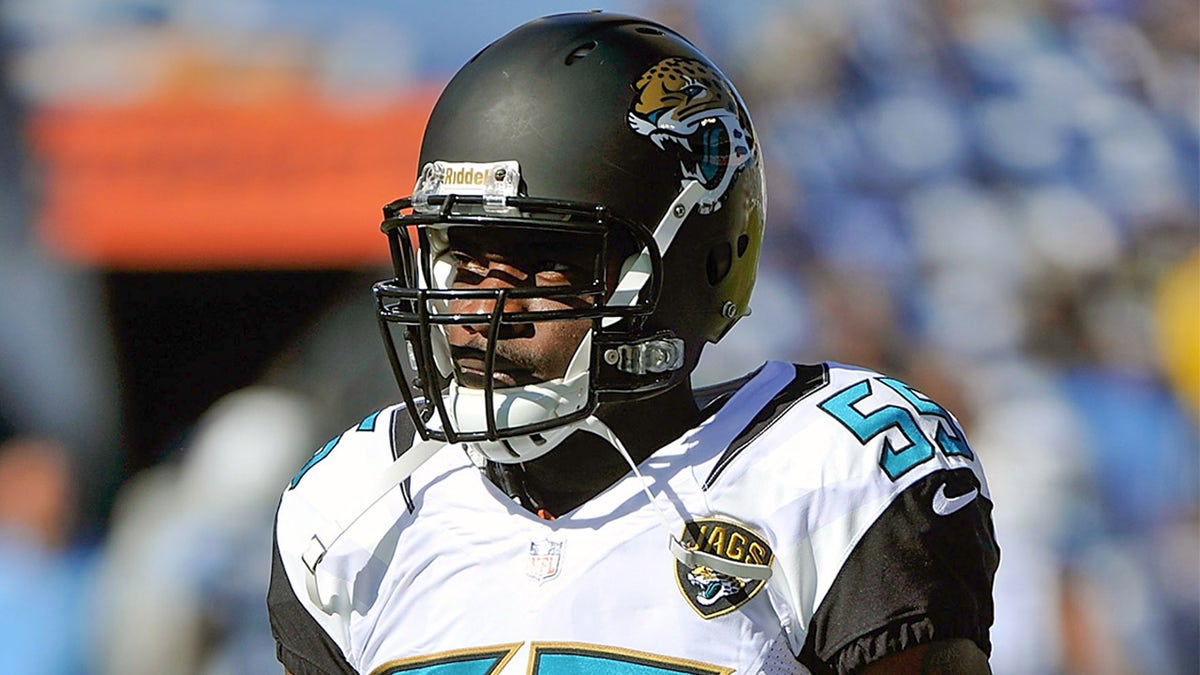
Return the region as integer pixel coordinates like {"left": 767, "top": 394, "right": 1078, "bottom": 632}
{"left": 269, "top": 361, "right": 998, "bottom": 674}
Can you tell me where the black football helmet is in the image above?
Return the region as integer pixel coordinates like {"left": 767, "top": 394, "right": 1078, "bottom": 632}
{"left": 374, "top": 11, "right": 765, "bottom": 463}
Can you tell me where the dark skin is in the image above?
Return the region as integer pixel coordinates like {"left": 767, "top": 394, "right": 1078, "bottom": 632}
{"left": 439, "top": 228, "right": 991, "bottom": 674}
{"left": 441, "top": 227, "right": 604, "bottom": 390}
{"left": 442, "top": 226, "right": 704, "bottom": 514}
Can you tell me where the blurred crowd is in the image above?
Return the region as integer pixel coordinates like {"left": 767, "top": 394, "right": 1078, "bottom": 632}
{"left": 0, "top": 1, "right": 1196, "bottom": 674}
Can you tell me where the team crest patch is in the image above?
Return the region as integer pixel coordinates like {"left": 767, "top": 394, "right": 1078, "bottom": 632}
{"left": 674, "top": 518, "right": 773, "bottom": 618}
{"left": 527, "top": 539, "right": 563, "bottom": 583}
{"left": 627, "top": 56, "right": 756, "bottom": 214}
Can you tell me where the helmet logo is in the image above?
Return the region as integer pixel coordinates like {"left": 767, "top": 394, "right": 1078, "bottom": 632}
{"left": 627, "top": 57, "right": 755, "bottom": 214}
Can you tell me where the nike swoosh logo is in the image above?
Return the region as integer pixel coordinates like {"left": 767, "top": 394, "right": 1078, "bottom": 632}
{"left": 932, "top": 483, "right": 979, "bottom": 516}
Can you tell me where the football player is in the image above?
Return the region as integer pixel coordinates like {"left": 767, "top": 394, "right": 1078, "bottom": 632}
{"left": 268, "top": 11, "right": 999, "bottom": 674}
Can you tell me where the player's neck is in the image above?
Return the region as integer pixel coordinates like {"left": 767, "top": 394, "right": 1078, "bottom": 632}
{"left": 511, "top": 382, "right": 702, "bottom": 517}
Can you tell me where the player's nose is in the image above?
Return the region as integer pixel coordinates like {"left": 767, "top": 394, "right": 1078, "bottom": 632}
{"left": 447, "top": 278, "right": 535, "bottom": 341}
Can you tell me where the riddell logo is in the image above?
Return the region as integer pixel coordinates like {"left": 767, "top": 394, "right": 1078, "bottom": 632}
{"left": 416, "top": 161, "right": 518, "bottom": 200}
{"left": 442, "top": 167, "right": 490, "bottom": 186}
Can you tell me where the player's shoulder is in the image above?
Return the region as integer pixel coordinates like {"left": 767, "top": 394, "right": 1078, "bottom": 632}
{"left": 693, "top": 362, "right": 998, "bottom": 665}
{"left": 270, "top": 403, "right": 431, "bottom": 630}
{"left": 699, "top": 360, "right": 984, "bottom": 497}
{"left": 274, "top": 403, "right": 423, "bottom": 534}
{"left": 810, "top": 360, "right": 980, "bottom": 482}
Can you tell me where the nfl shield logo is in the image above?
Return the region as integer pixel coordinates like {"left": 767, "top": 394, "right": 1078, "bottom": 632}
{"left": 526, "top": 539, "right": 563, "bottom": 582}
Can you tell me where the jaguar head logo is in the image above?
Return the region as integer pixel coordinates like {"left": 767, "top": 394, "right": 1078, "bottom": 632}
{"left": 686, "top": 566, "right": 746, "bottom": 607}
{"left": 627, "top": 57, "right": 755, "bottom": 214}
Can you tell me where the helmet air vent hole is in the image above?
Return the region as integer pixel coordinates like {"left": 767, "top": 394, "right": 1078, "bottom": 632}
{"left": 635, "top": 26, "right": 664, "bottom": 35}
{"left": 565, "top": 41, "right": 597, "bottom": 65}
{"left": 706, "top": 242, "right": 733, "bottom": 285}
{"left": 736, "top": 233, "right": 749, "bottom": 257}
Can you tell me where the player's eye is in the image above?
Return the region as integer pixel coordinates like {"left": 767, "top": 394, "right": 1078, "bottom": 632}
{"left": 533, "top": 260, "right": 582, "bottom": 286}
{"left": 537, "top": 260, "right": 575, "bottom": 273}
{"left": 444, "top": 249, "right": 489, "bottom": 279}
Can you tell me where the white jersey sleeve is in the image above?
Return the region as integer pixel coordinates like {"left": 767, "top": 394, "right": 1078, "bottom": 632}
{"left": 694, "top": 362, "right": 998, "bottom": 671}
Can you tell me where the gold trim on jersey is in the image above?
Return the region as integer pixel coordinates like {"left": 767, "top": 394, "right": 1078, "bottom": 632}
{"left": 528, "top": 641, "right": 734, "bottom": 675}
{"left": 371, "top": 642, "right": 523, "bottom": 675}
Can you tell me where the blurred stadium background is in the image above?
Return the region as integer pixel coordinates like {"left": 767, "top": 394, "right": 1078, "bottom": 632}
{"left": 0, "top": 0, "right": 1195, "bottom": 673}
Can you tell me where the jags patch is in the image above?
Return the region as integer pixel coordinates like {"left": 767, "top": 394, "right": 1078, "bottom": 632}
{"left": 674, "top": 518, "right": 773, "bottom": 618}
{"left": 627, "top": 56, "right": 756, "bottom": 214}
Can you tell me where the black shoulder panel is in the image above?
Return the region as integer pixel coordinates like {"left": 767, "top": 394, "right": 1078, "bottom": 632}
{"left": 391, "top": 406, "right": 418, "bottom": 513}
{"left": 702, "top": 363, "right": 828, "bottom": 490}
{"left": 797, "top": 467, "right": 1000, "bottom": 674}
{"left": 390, "top": 404, "right": 418, "bottom": 461}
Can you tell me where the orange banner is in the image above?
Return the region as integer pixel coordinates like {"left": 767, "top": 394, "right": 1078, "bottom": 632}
{"left": 28, "top": 89, "right": 440, "bottom": 270}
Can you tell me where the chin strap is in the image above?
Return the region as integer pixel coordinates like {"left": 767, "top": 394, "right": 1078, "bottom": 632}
{"left": 577, "top": 416, "right": 773, "bottom": 582}
{"left": 604, "top": 179, "right": 705, "bottom": 325}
